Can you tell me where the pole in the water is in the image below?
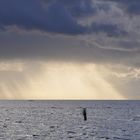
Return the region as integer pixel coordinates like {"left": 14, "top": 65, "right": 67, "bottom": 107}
{"left": 83, "top": 108, "right": 87, "bottom": 121}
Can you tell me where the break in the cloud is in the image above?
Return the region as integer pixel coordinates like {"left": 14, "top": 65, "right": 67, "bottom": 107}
{"left": 0, "top": 61, "right": 125, "bottom": 99}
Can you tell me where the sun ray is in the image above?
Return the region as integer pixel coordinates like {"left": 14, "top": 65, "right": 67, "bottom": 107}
{"left": 19, "top": 62, "right": 124, "bottom": 99}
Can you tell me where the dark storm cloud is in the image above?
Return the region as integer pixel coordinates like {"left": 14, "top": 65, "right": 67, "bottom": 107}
{"left": 44, "top": 0, "right": 97, "bottom": 17}
{"left": 0, "top": 0, "right": 86, "bottom": 35}
{"left": 0, "top": 0, "right": 126, "bottom": 36}
{"left": 0, "top": 0, "right": 139, "bottom": 66}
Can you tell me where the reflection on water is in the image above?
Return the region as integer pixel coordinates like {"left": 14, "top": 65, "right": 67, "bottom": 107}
{"left": 0, "top": 101, "right": 139, "bottom": 139}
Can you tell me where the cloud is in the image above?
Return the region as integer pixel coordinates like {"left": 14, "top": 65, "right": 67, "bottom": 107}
{"left": 0, "top": 32, "right": 140, "bottom": 69}
{"left": 0, "top": 62, "right": 23, "bottom": 72}
{"left": 98, "top": 63, "right": 140, "bottom": 99}
{"left": 44, "top": 0, "right": 97, "bottom": 18}
{"left": 104, "top": 64, "right": 140, "bottom": 79}
{"left": 91, "top": 23, "right": 127, "bottom": 37}
{"left": 0, "top": 0, "right": 126, "bottom": 36}
{"left": 126, "top": 1, "right": 140, "bottom": 15}
{"left": 0, "top": 0, "right": 140, "bottom": 68}
{"left": 43, "top": 2, "right": 87, "bottom": 35}
{"left": 0, "top": 0, "right": 94, "bottom": 35}
{"left": 0, "top": 0, "right": 86, "bottom": 35}
{"left": 106, "top": 0, "right": 140, "bottom": 15}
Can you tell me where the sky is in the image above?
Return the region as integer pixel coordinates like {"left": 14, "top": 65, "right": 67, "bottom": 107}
{"left": 0, "top": 0, "right": 140, "bottom": 99}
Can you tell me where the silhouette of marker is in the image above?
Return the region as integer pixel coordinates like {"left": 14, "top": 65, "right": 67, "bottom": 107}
{"left": 83, "top": 108, "right": 87, "bottom": 121}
